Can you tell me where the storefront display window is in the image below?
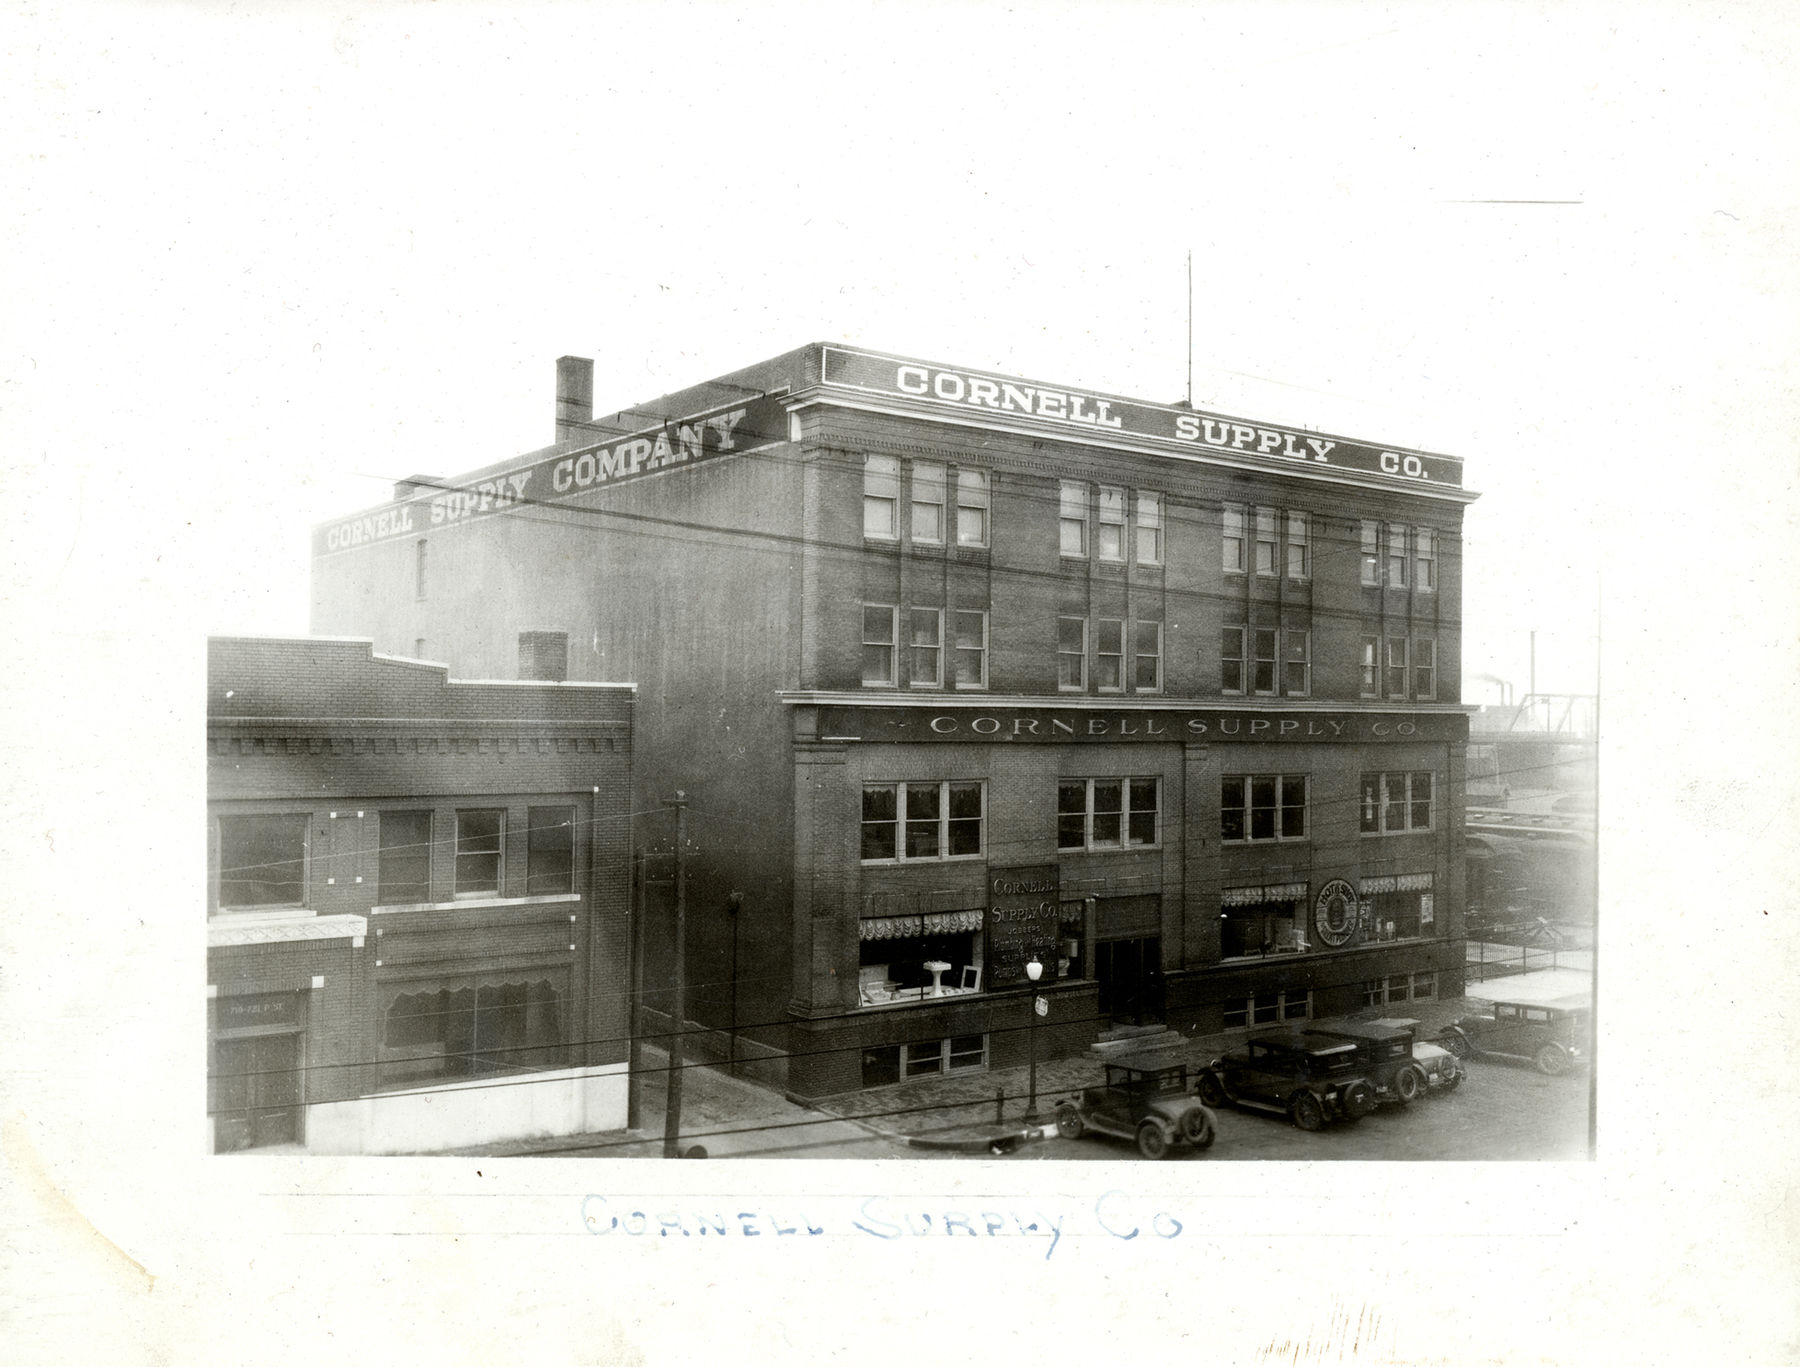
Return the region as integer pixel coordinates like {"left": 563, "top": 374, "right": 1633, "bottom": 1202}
{"left": 857, "top": 911, "right": 984, "bottom": 1005}
{"left": 1220, "top": 898, "right": 1308, "bottom": 958}
{"left": 380, "top": 978, "right": 564, "bottom": 1086}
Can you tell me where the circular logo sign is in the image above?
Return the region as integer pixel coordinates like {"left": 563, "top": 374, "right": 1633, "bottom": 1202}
{"left": 1314, "top": 879, "right": 1359, "bottom": 947}
{"left": 1034, "top": 995, "right": 1049, "bottom": 1018}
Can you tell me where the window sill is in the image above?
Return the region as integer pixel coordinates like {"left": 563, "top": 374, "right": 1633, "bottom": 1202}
{"left": 858, "top": 985, "right": 984, "bottom": 1009}
{"left": 1359, "top": 829, "right": 1436, "bottom": 838}
{"left": 371, "top": 892, "right": 582, "bottom": 915}
{"left": 858, "top": 855, "right": 985, "bottom": 868}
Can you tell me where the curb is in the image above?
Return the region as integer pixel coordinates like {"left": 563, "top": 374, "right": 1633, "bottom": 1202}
{"left": 907, "top": 1122, "right": 1057, "bottom": 1156}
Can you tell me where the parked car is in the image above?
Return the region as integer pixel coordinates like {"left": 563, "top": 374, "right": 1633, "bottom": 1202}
{"left": 1055, "top": 1050, "right": 1218, "bottom": 1159}
{"left": 1311, "top": 1017, "right": 1461, "bottom": 1104}
{"left": 1437, "top": 994, "right": 1590, "bottom": 1075}
{"left": 1196, "top": 1031, "right": 1379, "bottom": 1131}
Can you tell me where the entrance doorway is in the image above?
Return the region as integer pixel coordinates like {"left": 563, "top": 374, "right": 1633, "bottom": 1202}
{"left": 1096, "top": 936, "right": 1162, "bottom": 1027}
{"left": 213, "top": 1033, "right": 303, "bottom": 1152}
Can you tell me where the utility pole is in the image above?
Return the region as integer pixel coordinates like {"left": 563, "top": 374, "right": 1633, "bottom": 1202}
{"left": 661, "top": 791, "right": 688, "bottom": 1159}
{"left": 1185, "top": 249, "right": 1194, "bottom": 407}
{"left": 727, "top": 890, "right": 742, "bottom": 1076}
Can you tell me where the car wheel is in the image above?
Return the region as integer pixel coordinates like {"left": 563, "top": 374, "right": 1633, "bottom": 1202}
{"left": 1441, "top": 1069, "right": 1462, "bottom": 1092}
{"left": 1056, "top": 1104, "right": 1084, "bottom": 1140}
{"left": 1344, "top": 1080, "right": 1377, "bottom": 1119}
{"left": 1181, "top": 1108, "right": 1213, "bottom": 1147}
{"left": 1536, "top": 1044, "right": 1569, "bottom": 1077}
{"left": 1198, "top": 1073, "right": 1226, "bottom": 1108}
{"left": 1136, "top": 1121, "right": 1170, "bottom": 1160}
{"left": 1441, "top": 1032, "right": 1471, "bottom": 1060}
{"left": 1394, "top": 1066, "right": 1424, "bottom": 1104}
{"left": 1289, "top": 1092, "right": 1325, "bottom": 1132}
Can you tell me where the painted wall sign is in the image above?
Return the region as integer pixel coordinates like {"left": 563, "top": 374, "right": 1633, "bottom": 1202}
{"left": 820, "top": 347, "right": 1462, "bottom": 488}
{"left": 217, "top": 990, "right": 304, "bottom": 1030}
{"left": 816, "top": 705, "right": 1468, "bottom": 745}
{"left": 986, "top": 864, "right": 1062, "bottom": 989}
{"left": 1313, "top": 880, "right": 1358, "bottom": 948}
{"left": 314, "top": 392, "right": 789, "bottom": 556}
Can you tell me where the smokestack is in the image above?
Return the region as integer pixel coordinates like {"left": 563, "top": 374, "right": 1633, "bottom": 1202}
{"left": 556, "top": 356, "right": 594, "bottom": 444}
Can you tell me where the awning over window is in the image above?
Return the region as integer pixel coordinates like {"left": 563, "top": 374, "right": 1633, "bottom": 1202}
{"left": 859, "top": 910, "right": 984, "bottom": 941}
{"left": 1360, "top": 873, "right": 1435, "bottom": 894}
{"left": 1221, "top": 882, "right": 1308, "bottom": 908}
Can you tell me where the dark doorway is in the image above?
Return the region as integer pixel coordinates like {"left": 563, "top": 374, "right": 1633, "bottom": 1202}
{"left": 213, "top": 1033, "right": 303, "bottom": 1152}
{"left": 1096, "top": 936, "right": 1163, "bottom": 1026}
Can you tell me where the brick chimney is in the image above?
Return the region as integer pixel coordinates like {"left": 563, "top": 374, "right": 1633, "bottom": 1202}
{"left": 556, "top": 356, "right": 594, "bottom": 444}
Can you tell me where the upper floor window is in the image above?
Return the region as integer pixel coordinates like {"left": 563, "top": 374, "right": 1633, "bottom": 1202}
{"left": 1097, "top": 487, "right": 1126, "bottom": 562}
{"left": 1221, "top": 775, "right": 1308, "bottom": 843}
{"left": 1385, "top": 636, "right": 1409, "bottom": 698}
{"left": 954, "top": 610, "right": 988, "bottom": 688}
{"left": 378, "top": 810, "right": 432, "bottom": 905}
{"left": 1060, "top": 482, "right": 1088, "bottom": 557}
{"left": 1058, "top": 777, "right": 1159, "bottom": 851}
{"left": 1360, "top": 520, "right": 1380, "bottom": 586}
{"left": 1057, "top": 616, "right": 1087, "bottom": 690}
{"left": 1221, "top": 626, "right": 1247, "bottom": 694}
{"left": 219, "top": 813, "right": 308, "bottom": 909}
{"left": 1223, "top": 505, "right": 1246, "bottom": 573}
{"left": 1382, "top": 635, "right": 1438, "bottom": 700}
{"left": 909, "top": 608, "right": 943, "bottom": 687}
{"left": 1135, "top": 622, "right": 1163, "bottom": 692}
{"left": 526, "top": 806, "right": 575, "bottom": 895}
{"left": 861, "top": 782, "right": 984, "bottom": 862}
{"left": 1136, "top": 492, "right": 1163, "bottom": 565}
{"left": 911, "top": 461, "right": 946, "bottom": 544}
{"left": 1283, "top": 629, "right": 1311, "bottom": 696}
{"left": 1251, "top": 626, "right": 1278, "bottom": 695}
{"left": 862, "top": 604, "right": 898, "bottom": 686}
{"left": 1222, "top": 625, "right": 1306, "bottom": 696}
{"left": 864, "top": 455, "right": 900, "bottom": 540}
{"left": 1254, "top": 507, "right": 1279, "bottom": 576}
{"left": 1360, "top": 772, "right": 1435, "bottom": 833}
{"left": 1414, "top": 638, "right": 1437, "bottom": 700}
{"left": 1360, "top": 636, "right": 1379, "bottom": 698}
{"left": 1286, "top": 512, "right": 1309, "bottom": 579}
{"left": 956, "top": 470, "right": 990, "bottom": 547}
{"left": 1415, "top": 529, "right": 1436, "bottom": 592}
{"left": 1386, "top": 522, "right": 1408, "bottom": 588}
{"left": 454, "top": 809, "right": 504, "bottom": 896}
{"left": 1095, "top": 618, "right": 1125, "bottom": 691}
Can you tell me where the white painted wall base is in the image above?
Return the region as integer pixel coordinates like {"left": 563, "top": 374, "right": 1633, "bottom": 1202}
{"left": 304, "top": 1064, "right": 629, "bottom": 1155}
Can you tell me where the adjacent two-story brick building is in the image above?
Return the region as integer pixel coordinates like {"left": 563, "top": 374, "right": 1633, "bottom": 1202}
{"left": 310, "top": 343, "right": 1477, "bottom": 1102}
{"left": 206, "top": 635, "right": 633, "bottom": 1151}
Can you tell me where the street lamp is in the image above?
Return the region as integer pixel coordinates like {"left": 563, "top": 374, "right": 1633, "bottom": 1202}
{"left": 1024, "top": 958, "right": 1044, "bottom": 1125}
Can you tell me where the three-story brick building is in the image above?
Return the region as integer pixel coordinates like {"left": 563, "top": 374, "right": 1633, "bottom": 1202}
{"left": 310, "top": 343, "right": 1477, "bottom": 1101}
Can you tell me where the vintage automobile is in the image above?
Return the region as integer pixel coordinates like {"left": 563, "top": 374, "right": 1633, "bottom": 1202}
{"left": 1436, "top": 994, "right": 1590, "bottom": 1075}
{"left": 1311, "top": 1017, "right": 1462, "bottom": 1104}
{"left": 1055, "top": 1049, "right": 1218, "bottom": 1159}
{"left": 1196, "top": 1031, "right": 1379, "bottom": 1131}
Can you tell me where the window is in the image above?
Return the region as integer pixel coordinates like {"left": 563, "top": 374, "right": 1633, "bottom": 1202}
{"left": 1414, "top": 638, "right": 1437, "bottom": 700}
{"left": 909, "top": 608, "right": 943, "bottom": 687}
{"left": 1286, "top": 512, "right": 1309, "bottom": 579}
{"left": 1386, "top": 522, "right": 1408, "bottom": 588}
{"left": 414, "top": 539, "right": 428, "bottom": 600}
{"left": 1254, "top": 507, "right": 1278, "bottom": 575}
{"left": 1098, "top": 487, "right": 1126, "bottom": 561}
{"left": 1221, "top": 626, "right": 1245, "bottom": 693}
{"left": 526, "top": 806, "right": 575, "bottom": 895}
{"left": 1058, "top": 778, "right": 1158, "bottom": 851}
{"left": 454, "top": 810, "right": 504, "bottom": 896}
{"left": 859, "top": 916, "right": 985, "bottom": 1006}
{"left": 382, "top": 979, "right": 565, "bottom": 1083}
{"left": 861, "top": 782, "right": 984, "bottom": 862}
{"left": 1135, "top": 491, "right": 1163, "bottom": 564}
{"left": 1386, "top": 636, "right": 1409, "bottom": 698}
{"left": 1220, "top": 899, "right": 1308, "bottom": 958}
{"left": 1367, "top": 889, "right": 1429, "bottom": 940}
{"left": 1360, "top": 520, "right": 1380, "bottom": 586}
{"left": 1364, "top": 973, "right": 1437, "bottom": 1007}
{"left": 911, "top": 461, "right": 945, "bottom": 544}
{"left": 863, "top": 455, "right": 899, "bottom": 539}
{"left": 1251, "top": 627, "right": 1278, "bottom": 695}
{"left": 862, "top": 1035, "right": 986, "bottom": 1085}
{"left": 862, "top": 604, "right": 897, "bottom": 686}
{"left": 953, "top": 610, "right": 987, "bottom": 688}
{"left": 1415, "top": 528, "right": 1436, "bottom": 592}
{"left": 1360, "top": 636, "right": 1379, "bottom": 697}
{"left": 955, "top": 469, "right": 990, "bottom": 547}
{"left": 1224, "top": 989, "right": 1310, "bottom": 1028}
{"left": 1223, "top": 505, "right": 1246, "bottom": 572}
{"left": 378, "top": 810, "right": 431, "bottom": 904}
{"left": 1360, "top": 772, "right": 1435, "bottom": 833}
{"left": 1095, "top": 618, "right": 1124, "bottom": 691}
{"left": 1059, "top": 481, "right": 1087, "bottom": 556}
{"left": 1221, "top": 775, "right": 1308, "bottom": 843}
{"left": 518, "top": 630, "right": 568, "bottom": 682}
{"left": 218, "top": 813, "right": 308, "bottom": 908}
{"left": 414, "top": 637, "right": 427, "bottom": 659}
{"left": 1057, "top": 616, "right": 1086, "bottom": 690}
{"left": 1134, "top": 621, "right": 1162, "bottom": 692}
{"left": 1283, "top": 630, "right": 1310, "bottom": 696}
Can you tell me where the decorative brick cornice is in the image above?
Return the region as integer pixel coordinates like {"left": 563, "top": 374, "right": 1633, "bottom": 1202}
{"left": 207, "top": 912, "right": 368, "bottom": 948}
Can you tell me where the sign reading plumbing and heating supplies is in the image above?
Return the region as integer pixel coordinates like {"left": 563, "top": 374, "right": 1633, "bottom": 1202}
{"left": 314, "top": 392, "right": 790, "bottom": 556}
{"left": 821, "top": 346, "right": 1463, "bottom": 487}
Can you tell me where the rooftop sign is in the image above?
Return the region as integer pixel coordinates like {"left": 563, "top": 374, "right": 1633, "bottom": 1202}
{"left": 819, "top": 346, "right": 1462, "bottom": 488}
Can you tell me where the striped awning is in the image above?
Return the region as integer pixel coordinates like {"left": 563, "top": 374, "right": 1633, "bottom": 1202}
{"left": 1360, "top": 873, "right": 1435, "bottom": 894}
{"left": 1220, "top": 882, "right": 1308, "bottom": 908}
{"left": 859, "top": 909, "right": 984, "bottom": 941}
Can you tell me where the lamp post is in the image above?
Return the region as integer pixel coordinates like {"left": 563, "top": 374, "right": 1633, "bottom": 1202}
{"left": 1024, "top": 958, "right": 1044, "bottom": 1124}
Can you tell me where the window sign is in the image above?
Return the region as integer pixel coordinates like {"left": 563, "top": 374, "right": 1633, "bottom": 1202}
{"left": 986, "top": 865, "right": 1061, "bottom": 988}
